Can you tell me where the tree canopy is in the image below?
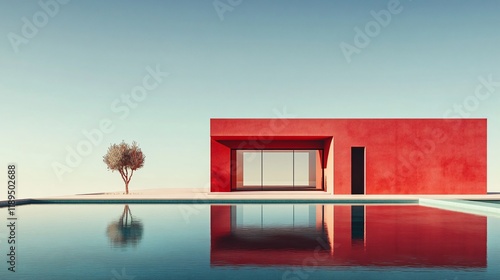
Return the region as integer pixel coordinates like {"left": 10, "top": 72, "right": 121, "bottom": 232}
{"left": 103, "top": 141, "right": 145, "bottom": 194}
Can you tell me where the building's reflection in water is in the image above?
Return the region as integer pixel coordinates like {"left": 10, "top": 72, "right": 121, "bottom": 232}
{"left": 106, "top": 204, "right": 144, "bottom": 248}
{"left": 211, "top": 205, "right": 486, "bottom": 267}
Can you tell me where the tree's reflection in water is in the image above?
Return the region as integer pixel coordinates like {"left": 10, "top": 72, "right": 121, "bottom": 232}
{"left": 106, "top": 205, "right": 143, "bottom": 247}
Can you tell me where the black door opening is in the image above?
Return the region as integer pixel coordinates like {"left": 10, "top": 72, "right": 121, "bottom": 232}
{"left": 351, "top": 147, "right": 365, "bottom": 195}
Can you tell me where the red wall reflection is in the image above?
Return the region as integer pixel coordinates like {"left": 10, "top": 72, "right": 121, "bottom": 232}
{"left": 210, "top": 205, "right": 486, "bottom": 267}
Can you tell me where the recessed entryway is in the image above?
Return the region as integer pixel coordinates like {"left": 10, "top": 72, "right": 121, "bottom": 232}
{"left": 234, "top": 150, "right": 323, "bottom": 191}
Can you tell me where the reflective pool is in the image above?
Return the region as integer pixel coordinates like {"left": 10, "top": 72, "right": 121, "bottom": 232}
{"left": 1, "top": 204, "right": 499, "bottom": 279}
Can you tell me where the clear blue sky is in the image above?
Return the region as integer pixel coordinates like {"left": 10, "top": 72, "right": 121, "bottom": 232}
{"left": 1, "top": 0, "right": 499, "bottom": 198}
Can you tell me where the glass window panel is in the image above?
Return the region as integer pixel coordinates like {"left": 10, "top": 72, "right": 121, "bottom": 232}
{"left": 235, "top": 149, "right": 323, "bottom": 190}
{"left": 294, "top": 151, "right": 310, "bottom": 186}
{"left": 243, "top": 151, "right": 261, "bottom": 186}
{"left": 262, "top": 150, "right": 294, "bottom": 186}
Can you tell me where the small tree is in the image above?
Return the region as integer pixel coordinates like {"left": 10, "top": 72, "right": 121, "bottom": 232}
{"left": 103, "top": 141, "right": 145, "bottom": 194}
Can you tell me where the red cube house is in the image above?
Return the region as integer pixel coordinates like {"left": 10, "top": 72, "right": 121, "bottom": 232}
{"left": 210, "top": 118, "right": 486, "bottom": 194}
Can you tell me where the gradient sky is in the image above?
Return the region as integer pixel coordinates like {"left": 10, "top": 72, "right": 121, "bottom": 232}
{"left": 1, "top": 0, "right": 499, "bottom": 198}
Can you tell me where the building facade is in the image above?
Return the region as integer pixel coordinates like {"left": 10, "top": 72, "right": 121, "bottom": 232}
{"left": 210, "top": 118, "right": 487, "bottom": 194}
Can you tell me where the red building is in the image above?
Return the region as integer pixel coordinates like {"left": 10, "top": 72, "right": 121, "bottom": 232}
{"left": 210, "top": 118, "right": 487, "bottom": 194}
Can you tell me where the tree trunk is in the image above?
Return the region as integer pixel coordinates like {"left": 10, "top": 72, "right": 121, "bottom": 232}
{"left": 125, "top": 181, "right": 129, "bottom": 194}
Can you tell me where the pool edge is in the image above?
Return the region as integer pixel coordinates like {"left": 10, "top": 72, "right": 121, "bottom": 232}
{"left": 419, "top": 198, "right": 500, "bottom": 217}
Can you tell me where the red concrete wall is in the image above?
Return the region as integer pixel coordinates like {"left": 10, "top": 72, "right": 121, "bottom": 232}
{"left": 211, "top": 119, "right": 487, "bottom": 194}
{"left": 211, "top": 139, "right": 232, "bottom": 192}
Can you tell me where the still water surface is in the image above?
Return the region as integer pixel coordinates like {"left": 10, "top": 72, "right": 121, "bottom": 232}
{"left": 0, "top": 204, "right": 499, "bottom": 279}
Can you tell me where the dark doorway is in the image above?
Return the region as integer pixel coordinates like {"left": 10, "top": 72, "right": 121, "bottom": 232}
{"left": 351, "top": 205, "right": 365, "bottom": 245}
{"left": 351, "top": 147, "right": 365, "bottom": 195}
